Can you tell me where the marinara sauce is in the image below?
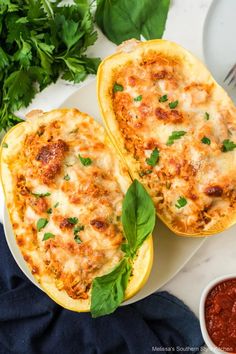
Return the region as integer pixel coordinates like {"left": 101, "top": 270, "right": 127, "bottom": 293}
{"left": 205, "top": 278, "right": 236, "bottom": 353}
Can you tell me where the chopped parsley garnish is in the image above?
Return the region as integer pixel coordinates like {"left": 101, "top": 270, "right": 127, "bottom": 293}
{"left": 175, "top": 197, "right": 187, "bottom": 209}
{"left": 166, "top": 131, "right": 186, "bottom": 146}
{"left": 139, "top": 170, "right": 152, "bottom": 177}
{"left": 113, "top": 83, "right": 124, "bottom": 92}
{"left": 159, "top": 94, "right": 168, "bottom": 102}
{"left": 74, "top": 225, "right": 84, "bottom": 243}
{"left": 64, "top": 174, "right": 70, "bottom": 181}
{"left": 78, "top": 154, "right": 92, "bottom": 166}
{"left": 74, "top": 235, "right": 82, "bottom": 244}
{"left": 134, "top": 95, "right": 142, "bottom": 102}
{"left": 146, "top": 148, "right": 160, "bottom": 166}
{"left": 204, "top": 112, "right": 210, "bottom": 120}
{"left": 67, "top": 217, "right": 78, "bottom": 225}
{"left": 47, "top": 208, "right": 52, "bottom": 214}
{"left": 74, "top": 225, "right": 84, "bottom": 235}
{"left": 169, "top": 100, "right": 178, "bottom": 109}
{"left": 43, "top": 232, "right": 55, "bottom": 241}
{"left": 201, "top": 136, "right": 211, "bottom": 145}
{"left": 2, "top": 142, "right": 8, "bottom": 148}
{"left": 37, "top": 218, "right": 48, "bottom": 232}
{"left": 32, "top": 192, "right": 51, "bottom": 198}
{"left": 222, "top": 139, "right": 236, "bottom": 152}
{"left": 166, "top": 182, "right": 171, "bottom": 189}
{"left": 53, "top": 202, "right": 59, "bottom": 208}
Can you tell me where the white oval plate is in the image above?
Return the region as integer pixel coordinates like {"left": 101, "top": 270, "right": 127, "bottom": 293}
{"left": 1, "top": 79, "right": 206, "bottom": 305}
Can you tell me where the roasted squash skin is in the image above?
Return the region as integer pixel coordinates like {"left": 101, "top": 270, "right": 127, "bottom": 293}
{"left": 97, "top": 39, "right": 236, "bottom": 237}
{"left": 0, "top": 108, "right": 153, "bottom": 312}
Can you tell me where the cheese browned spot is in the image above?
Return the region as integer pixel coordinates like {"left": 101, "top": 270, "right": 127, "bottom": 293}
{"left": 109, "top": 47, "right": 236, "bottom": 234}
{"left": 4, "top": 109, "right": 130, "bottom": 301}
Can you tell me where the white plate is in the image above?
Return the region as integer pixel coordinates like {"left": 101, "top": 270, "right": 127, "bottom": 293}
{"left": 1, "top": 79, "right": 206, "bottom": 305}
{"left": 203, "top": 0, "right": 236, "bottom": 104}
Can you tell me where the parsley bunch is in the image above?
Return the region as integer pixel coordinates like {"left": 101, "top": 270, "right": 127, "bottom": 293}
{"left": 0, "top": 0, "right": 100, "bottom": 132}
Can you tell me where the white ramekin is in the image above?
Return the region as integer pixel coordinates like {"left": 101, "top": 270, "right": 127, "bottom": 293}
{"left": 199, "top": 273, "right": 236, "bottom": 354}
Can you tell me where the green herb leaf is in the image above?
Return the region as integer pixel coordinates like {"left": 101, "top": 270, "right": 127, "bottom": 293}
{"left": 146, "top": 148, "right": 160, "bottom": 167}
{"left": 79, "top": 154, "right": 92, "bottom": 166}
{"left": 139, "top": 170, "right": 152, "bottom": 177}
{"left": 64, "top": 174, "right": 70, "bottom": 181}
{"left": 201, "top": 136, "right": 211, "bottom": 145}
{"left": 159, "top": 94, "right": 168, "bottom": 102}
{"left": 47, "top": 208, "right": 52, "bottom": 214}
{"left": 91, "top": 258, "right": 131, "bottom": 318}
{"left": 2, "top": 142, "right": 8, "bottom": 148}
{"left": 67, "top": 217, "right": 78, "bottom": 225}
{"left": 113, "top": 83, "right": 124, "bottom": 93}
{"left": 74, "top": 235, "right": 82, "bottom": 244}
{"left": 204, "top": 112, "right": 210, "bottom": 120}
{"left": 74, "top": 224, "right": 84, "bottom": 236}
{"left": 134, "top": 95, "right": 142, "bottom": 102}
{"left": 95, "top": 0, "right": 170, "bottom": 45}
{"left": 53, "top": 202, "right": 59, "bottom": 208}
{"left": 37, "top": 218, "right": 48, "bottom": 231}
{"left": 42, "top": 232, "right": 55, "bottom": 241}
{"left": 32, "top": 192, "right": 51, "bottom": 198}
{"left": 169, "top": 100, "right": 179, "bottom": 109}
{"left": 222, "top": 139, "right": 236, "bottom": 152}
{"left": 175, "top": 197, "right": 187, "bottom": 209}
{"left": 121, "top": 179, "right": 155, "bottom": 258}
{"left": 0, "top": 1, "right": 99, "bottom": 132}
{"left": 166, "top": 131, "right": 186, "bottom": 146}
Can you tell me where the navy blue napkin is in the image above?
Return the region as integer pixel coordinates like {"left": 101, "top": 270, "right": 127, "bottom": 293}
{"left": 0, "top": 223, "right": 204, "bottom": 354}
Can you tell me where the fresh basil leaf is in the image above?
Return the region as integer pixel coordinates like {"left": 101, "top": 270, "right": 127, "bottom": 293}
{"left": 222, "top": 139, "right": 236, "bottom": 152}
{"left": 37, "top": 218, "right": 48, "bottom": 231}
{"left": 134, "top": 95, "right": 142, "bottom": 102}
{"left": 121, "top": 179, "right": 155, "bottom": 257}
{"left": 91, "top": 258, "right": 131, "bottom": 318}
{"left": 32, "top": 192, "right": 51, "bottom": 198}
{"left": 113, "top": 83, "right": 124, "bottom": 92}
{"left": 159, "top": 94, "right": 168, "bottom": 102}
{"left": 53, "top": 202, "right": 59, "bottom": 208}
{"left": 78, "top": 154, "right": 92, "bottom": 166}
{"left": 43, "top": 232, "right": 55, "bottom": 241}
{"left": 175, "top": 197, "right": 187, "bottom": 209}
{"left": 201, "top": 136, "right": 211, "bottom": 145}
{"left": 47, "top": 208, "right": 52, "bottom": 214}
{"left": 67, "top": 217, "right": 78, "bottom": 225}
{"left": 146, "top": 148, "right": 159, "bottom": 166}
{"left": 95, "top": 0, "right": 170, "bottom": 45}
{"left": 166, "top": 131, "right": 186, "bottom": 146}
{"left": 168, "top": 100, "right": 178, "bottom": 109}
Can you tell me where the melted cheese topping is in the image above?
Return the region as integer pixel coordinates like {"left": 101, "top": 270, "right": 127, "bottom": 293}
{"left": 6, "top": 109, "right": 129, "bottom": 300}
{"left": 111, "top": 51, "right": 236, "bottom": 234}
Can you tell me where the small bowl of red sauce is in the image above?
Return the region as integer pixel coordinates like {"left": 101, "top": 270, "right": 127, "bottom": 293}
{"left": 200, "top": 274, "right": 236, "bottom": 354}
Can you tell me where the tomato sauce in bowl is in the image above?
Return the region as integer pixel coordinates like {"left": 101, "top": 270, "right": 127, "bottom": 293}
{"left": 205, "top": 278, "right": 236, "bottom": 353}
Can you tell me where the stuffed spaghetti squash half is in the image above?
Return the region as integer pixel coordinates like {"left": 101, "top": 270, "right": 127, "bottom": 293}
{"left": 0, "top": 108, "right": 153, "bottom": 315}
{"left": 98, "top": 39, "right": 236, "bottom": 236}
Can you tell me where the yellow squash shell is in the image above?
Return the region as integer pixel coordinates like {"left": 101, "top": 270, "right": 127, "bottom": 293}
{"left": 97, "top": 39, "right": 236, "bottom": 237}
{"left": 0, "top": 108, "right": 153, "bottom": 312}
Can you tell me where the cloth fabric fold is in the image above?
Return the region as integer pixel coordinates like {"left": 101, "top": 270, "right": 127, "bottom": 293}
{"left": 0, "top": 224, "right": 204, "bottom": 354}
